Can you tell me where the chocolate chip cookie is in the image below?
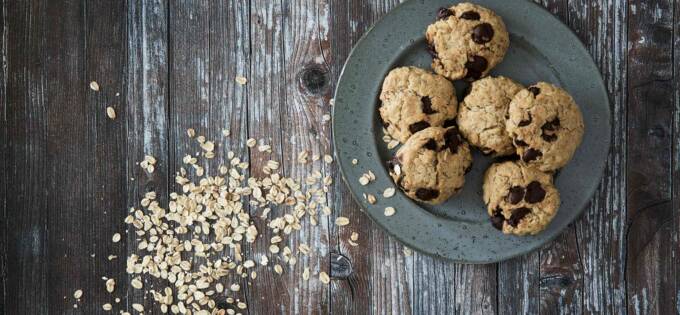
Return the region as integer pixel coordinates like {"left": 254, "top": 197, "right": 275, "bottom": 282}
{"left": 388, "top": 126, "right": 472, "bottom": 205}
{"left": 425, "top": 2, "right": 510, "bottom": 81}
{"left": 457, "top": 76, "right": 523, "bottom": 156}
{"left": 483, "top": 161, "right": 560, "bottom": 235}
{"left": 379, "top": 66, "right": 458, "bottom": 143}
{"left": 506, "top": 82, "right": 585, "bottom": 172}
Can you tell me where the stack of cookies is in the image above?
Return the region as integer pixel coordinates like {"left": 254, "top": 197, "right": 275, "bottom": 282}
{"left": 380, "top": 2, "right": 584, "bottom": 236}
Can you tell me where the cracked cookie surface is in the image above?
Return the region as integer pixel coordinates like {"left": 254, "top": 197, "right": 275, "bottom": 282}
{"left": 483, "top": 161, "right": 560, "bottom": 235}
{"left": 388, "top": 126, "right": 472, "bottom": 205}
{"left": 379, "top": 66, "right": 458, "bottom": 143}
{"left": 506, "top": 82, "right": 585, "bottom": 171}
{"left": 425, "top": 2, "right": 509, "bottom": 81}
{"left": 457, "top": 76, "right": 523, "bottom": 156}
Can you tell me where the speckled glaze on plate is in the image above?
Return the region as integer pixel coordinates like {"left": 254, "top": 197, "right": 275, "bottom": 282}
{"left": 332, "top": 0, "right": 611, "bottom": 263}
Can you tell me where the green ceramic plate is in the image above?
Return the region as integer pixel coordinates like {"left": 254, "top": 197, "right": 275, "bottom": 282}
{"left": 333, "top": 0, "right": 610, "bottom": 263}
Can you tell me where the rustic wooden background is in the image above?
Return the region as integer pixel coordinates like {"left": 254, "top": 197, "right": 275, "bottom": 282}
{"left": 1, "top": 0, "right": 678, "bottom": 314}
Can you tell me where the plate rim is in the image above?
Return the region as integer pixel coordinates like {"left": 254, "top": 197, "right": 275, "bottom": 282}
{"left": 332, "top": 0, "right": 612, "bottom": 263}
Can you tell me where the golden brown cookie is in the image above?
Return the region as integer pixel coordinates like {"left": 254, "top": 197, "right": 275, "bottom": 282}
{"left": 457, "top": 76, "right": 523, "bottom": 156}
{"left": 388, "top": 126, "right": 472, "bottom": 205}
{"left": 483, "top": 161, "right": 560, "bottom": 235}
{"left": 425, "top": 2, "right": 510, "bottom": 81}
{"left": 379, "top": 66, "right": 458, "bottom": 143}
{"left": 506, "top": 82, "right": 585, "bottom": 171}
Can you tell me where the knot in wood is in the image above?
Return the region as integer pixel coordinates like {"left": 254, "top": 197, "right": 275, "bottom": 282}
{"left": 539, "top": 274, "right": 574, "bottom": 288}
{"left": 298, "top": 63, "right": 329, "bottom": 95}
{"left": 330, "top": 252, "right": 352, "bottom": 279}
{"left": 647, "top": 125, "right": 665, "bottom": 138}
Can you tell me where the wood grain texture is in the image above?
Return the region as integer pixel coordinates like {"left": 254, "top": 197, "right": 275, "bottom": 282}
{"left": 626, "top": 1, "right": 676, "bottom": 314}
{"left": 126, "top": 0, "right": 169, "bottom": 312}
{"left": 5, "top": 0, "right": 48, "bottom": 313}
{"left": 43, "top": 0, "right": 128, "bottom": 313}
{"left": 0, "top": 0, "right": 7, "bottom": 312}
{"left": 279, "top": 0, "right": 332, "bottom": 313}
{"left": 208, "top": 0, "right": 251, "bottom": 311}
{"left": 246, "top": 1, "right": 291, "bottom": 313}
{"left": 674, "top": 2, "right": 680, "bottom": 314}
{"left": 571, "top": 0, "right": 629, "bottom": 313}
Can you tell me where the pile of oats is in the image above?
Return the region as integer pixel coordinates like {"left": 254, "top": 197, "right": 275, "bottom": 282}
{"left": 110, "top": 129, "right": 356, "bottom": 315}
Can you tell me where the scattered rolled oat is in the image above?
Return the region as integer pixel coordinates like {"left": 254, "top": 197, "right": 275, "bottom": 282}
{"left": 383, "top": 187, "right": 395, "bottom": 198}
{"left": 322, "top": 114, "right": 331, "bottom": 122}
{"left": 132, "top": 304, "right": 144, "bottom": 312}
{"left": 131, "top": 277, "right": 143, "bottom": 289}
{"left": 350, "top": 232, "right": 359, "bottom": 241}
{"left": 387, "top": 139, "right": 400, "bottom": 150}
{"left": 106, "top": 106, "right": 116, "bottom": 120}
{"left": 403, "top": 247, "right": 413, "bottom": 256}
{"left": 274, "top": 264, "right": 283, "bottom": 275}
{"left": 73, "top": 289, "right": 83, "bottom": 299}
{"left": 358, "top": 175, "right": 370, "bottom": 186}
{"left": 319, "top": 271, "right": 330, "bottom": 284}
{"left": 351, "top": 158, "right": 358, "bottom": 165}
{"left": 335, "top": 217, "right": 350, "bottom": 226}
{"left": 89, "top": 81, "right": 100, "bottom": 91}
{"left": 384, "top": 207, "right": 396, "bottom": 217}
{"left": 246, "top": 138, "right": 257, "bottom": 147}
{"left": 111, "top": 233, "right": 121, "bottom": 243}
{"left": 235, "top": 76, "right": 248, "bottom": 85}
{"left": 323, "top": 154, "right": 333, "bottom": 164}
{"left": 105, "top": 278, "right": 115, "bottom": 293}
{"left": 222, "top": 129, "right": 230, "bottom": 137}
{"left": 303, "top": 267, "right": 310, "bottom": 280}
{"left": 187, "top": 128, "right": 196, "bottom": 138}
{"left": 366, "top": 194, "right": 377, "bottom": 204}
{"left": 102, "top": 303, "right": 112, "bottom": 311}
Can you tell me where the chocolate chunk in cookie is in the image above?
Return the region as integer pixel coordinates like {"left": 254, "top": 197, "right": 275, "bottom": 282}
{"left": 416, "top": 188, "right": 440, "bottom": 201}
{"left": 460, "top": 11, "right": 480, "bottom": 20}
{"left": 472, "top": 23, "right": 494, "bottom": 44}
{"left": 525, "top": 181, "right": 546, "bottom": 203}
{"left": 507, "top": 186, "right": 525, "bottom": 204}
{"left": 507, "top": 207, "right": 531, "bottom": 227}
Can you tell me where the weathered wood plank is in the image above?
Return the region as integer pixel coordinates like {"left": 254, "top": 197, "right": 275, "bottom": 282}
{"left": 3, "top": 0, "right": 49, "bottom": 313}
{"left": 626, "top": 1, "right": 676, "bottom": 314}
{"left": 44, "top": 0, "right": 127, "bottom": 313}
{"left": 245, "top": 1, "right": 291, "bottom": 313}
{"left": 82, "top": 0, "right": 128, "bottom": 313}
{"left": 498, "top": 253, "right": 540, "bottom": 315}
{"left": 326, "top": 1, "right": 416, "bottom": 314}
{"left": 4, "top": 0, "right": 48, "bottom": 313}
{"left": 207, "top": 0, "right": 251, "bottom": 311}
{"left": 0, "top": 0, "right": 7, "bottom": 312}
{"left": 42, "top": 0, "right": 126, "bottom": 313}
{"left": 568, "top": 0, "right": 628, "bottom": 313}
{"left": 673, "top": 2, "right": 680, "bottom": 314}
{"left": 278, "top": 0, "right": 333, "bottom": 313}
{"left": 126, "top": 0, "right": 169, "bottom": 312}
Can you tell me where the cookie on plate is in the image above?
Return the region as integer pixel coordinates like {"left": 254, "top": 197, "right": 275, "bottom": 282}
{"left": 379, "top": 66, "right": 458, "bottom": 143}
{"left": 483, "top": 161, "right": 560, "bottom": 235}
{"left": 425, "top": 2, "right": 510, "bottom": 81}
{"left": 388, "top": 126, "right": 472, "bottom": 205}
{"left": 457, "top": 76, "right": 523, "bottom": 156}
{"left": 506, "top": 82, "right": 585, "bottom": 172}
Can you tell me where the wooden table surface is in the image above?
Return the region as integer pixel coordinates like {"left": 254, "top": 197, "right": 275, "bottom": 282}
{"left": 1, "top": 0, "right": 678, "bottom": 314}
